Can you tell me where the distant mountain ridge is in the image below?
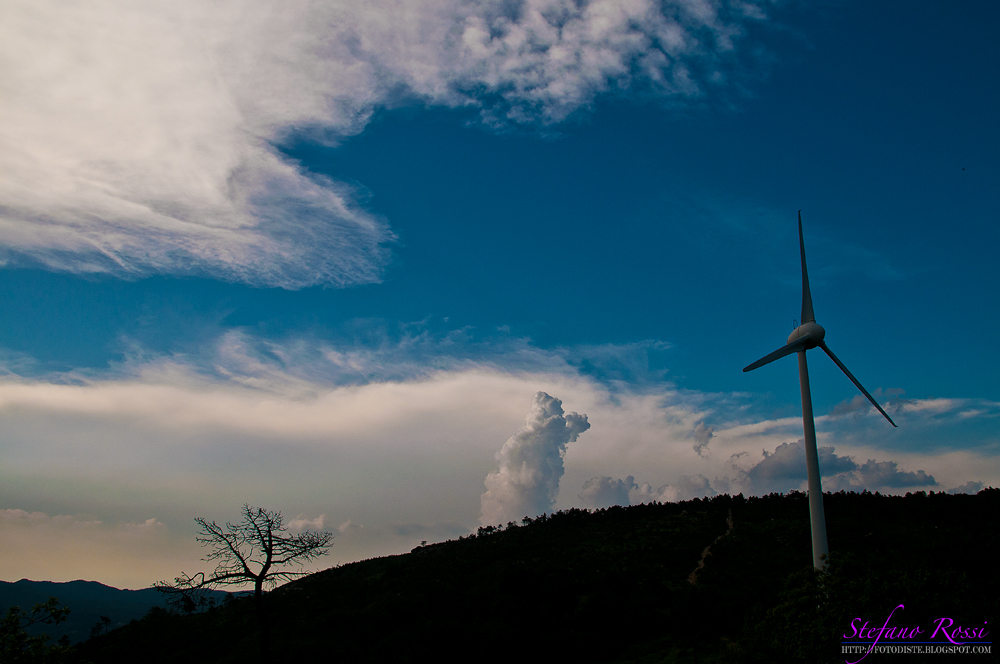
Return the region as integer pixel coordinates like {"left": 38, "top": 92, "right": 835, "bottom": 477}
{"left": 0, "top": 579, "right": 231, "bottom": 644}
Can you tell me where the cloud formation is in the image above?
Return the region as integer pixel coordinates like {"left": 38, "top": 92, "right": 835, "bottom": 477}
{"left": 947, "top": 481, "right": 985, "bottom": 495}
{"left": 2, "top": 1, "right": 392, "bottom": 288}
{"left": 1, "top": 330, "right": 996, "bottom": 584}
{"left": 830, "top": 388, "right": 912, "bottom": 419}
{"left": 480, "top": 392, "right": 590, "bottom": 525}
{"left": 745, "top": 441, "right": 858, "bottom": 494}
{"left": 578, "top": 475, "right": 634, "bottom": 508}
{"left": 2, "top": 0, "right": 768, "bottom": 286}
{"left": 629, "top": 473, "right": 716, "bottom": 503}
{"left": 287, "top": 514, "right": 325, "bottom": 534}
{"left": 735, "top": 441, "right": 939, "bottom": 494}
{"left": 693, "top": 421, "right": 714, "bottom": 457}
{"left": 850, "top": 459, "right": 936, "bottom": 490}
{"left": 578, "top": 473, "right": 716, "bottom": 507}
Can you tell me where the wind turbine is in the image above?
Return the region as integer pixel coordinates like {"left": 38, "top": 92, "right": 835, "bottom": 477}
{"left": 743, "top": 211, "right": 896, "bottom": 569}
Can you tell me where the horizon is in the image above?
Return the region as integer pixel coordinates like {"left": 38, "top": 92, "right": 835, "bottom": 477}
{"left": 1, "top": 0, "right": 998, "bottom": 590}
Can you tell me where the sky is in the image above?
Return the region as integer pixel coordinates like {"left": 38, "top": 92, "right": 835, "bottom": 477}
{"left": 1, "top": 0, "right": 998, "bottom": 589}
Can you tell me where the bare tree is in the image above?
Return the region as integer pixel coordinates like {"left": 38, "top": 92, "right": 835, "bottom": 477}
{"left": 155, "top": 505, "right": 332, "bottom": 659}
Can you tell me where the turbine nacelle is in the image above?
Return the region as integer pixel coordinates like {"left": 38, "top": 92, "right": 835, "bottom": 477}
{"left": 742, "top": 211, "right": 896, "bottom": 427}
{"left": 787, "top": 321, "right": 825, "bottom": 348}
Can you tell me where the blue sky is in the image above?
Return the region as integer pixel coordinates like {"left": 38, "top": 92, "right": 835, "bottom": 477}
{"left": 1, "top": 0, "right": 997, "bottom": 588}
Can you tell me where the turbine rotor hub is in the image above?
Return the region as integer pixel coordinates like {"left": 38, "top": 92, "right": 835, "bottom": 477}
{"left": 788, "top": 321, "right": 825, "bottom": 348}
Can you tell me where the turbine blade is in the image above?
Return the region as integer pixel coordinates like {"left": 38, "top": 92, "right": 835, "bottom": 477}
{"left": 799, "top": 210, "right": 816, "bottom": 324}
{"left": 743, "top": 335, "right": 812, "bottom": 372}
{"left": 819, "top": 342, "right": 897, "bottom": 427}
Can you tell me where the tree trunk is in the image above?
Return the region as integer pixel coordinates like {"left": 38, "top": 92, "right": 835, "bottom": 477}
{"left": 254, "top": 578, "right": 271, "bottom": 663}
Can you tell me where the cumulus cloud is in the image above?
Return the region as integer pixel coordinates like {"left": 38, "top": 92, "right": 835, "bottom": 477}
{"left": 735, "top": 441, "right": 939, "bottom": 494}
{"left": 480, "top": 392, "right": 590, "bottom": 525}
{"left": 693, "top": 421, "right": 714, "bottom": 457}
{"left": 578, "top": 473, "right": 715, "bottom": 507}
{"left": 947, "top": 481, "right": 984, "bottom": 495}
{"left": 578, "top": 475, "right": 634, "bottom": 508}
{"left": 629, "top": 474, "right": 716, "bottom": 503}
{"left": 850, "top": 459, "right": 936, "bottom": 489}
{"left": 745, "top": 441, "right": 858, "bottom": 495}
{"left": 2, "top": 0, "right": 769, "bottom": 286}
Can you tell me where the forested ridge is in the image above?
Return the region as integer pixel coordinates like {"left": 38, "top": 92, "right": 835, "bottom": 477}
{"left": 66, "top": 489, "right": 996, "bottom": 663}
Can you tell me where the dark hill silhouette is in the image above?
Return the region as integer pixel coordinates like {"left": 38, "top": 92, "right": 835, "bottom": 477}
{"left": 0, "top": 579, "right": 232, "bottom": 644}
{"left": 72, "top": 489, "right": 998, "bottom": 663}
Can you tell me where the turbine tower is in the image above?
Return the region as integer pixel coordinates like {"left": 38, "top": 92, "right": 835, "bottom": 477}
{"left": 743, "top": 211, "right": 896, "bottom": 569}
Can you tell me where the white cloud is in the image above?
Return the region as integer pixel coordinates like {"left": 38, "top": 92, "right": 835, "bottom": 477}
{"left": 287, "top": 514, "right": 325, "bottom": 533}
{"left": 900, "top": 398, "right": 958, "bottom": 415}
{"left": 480, "top": 391, "right": 590, "bottom": 525}
{"left": 629, "top": 473, "right": 716, "bottom": 503}
{"left": 1, "top": 0, "right": 768, "bottom": 286}
{"left": 578, "top": 475, "right": 633, "bottom": 508}
{"left": 1, "top": 0, "right": 392, "bottom": 288}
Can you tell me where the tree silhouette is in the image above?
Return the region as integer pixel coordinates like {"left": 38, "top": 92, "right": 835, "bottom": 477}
{"left": 89, "top": 615, "right": 112, "bottom": 639}
{"left": 0, "top": 597, "right": 70, "bottom": 663}
{"left": 155, "top": 505, "right": 332, "bottom": 660}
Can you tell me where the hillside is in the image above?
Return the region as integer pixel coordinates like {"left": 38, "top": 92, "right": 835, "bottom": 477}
{"left": 72, "top": 489, "right": 997, "bottom": 663}
{"left": 0, "top": 580, "right": 233, "bottom": 645}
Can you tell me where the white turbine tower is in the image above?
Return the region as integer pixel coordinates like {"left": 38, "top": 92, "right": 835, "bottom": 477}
{"left": 743, "top": 211, "right": 896, "bottom": 569}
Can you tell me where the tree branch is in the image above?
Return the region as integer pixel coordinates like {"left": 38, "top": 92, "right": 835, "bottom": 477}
{"left": 156, "top": 505, "right": 333, "bottom": 599}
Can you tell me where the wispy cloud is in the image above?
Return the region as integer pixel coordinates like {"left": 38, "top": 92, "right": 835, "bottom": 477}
{"left": 111, "top": 325, "right": 675, "bottom": 395}
{"left": 2, "top": 0, "right": 770, "bottom": 286}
